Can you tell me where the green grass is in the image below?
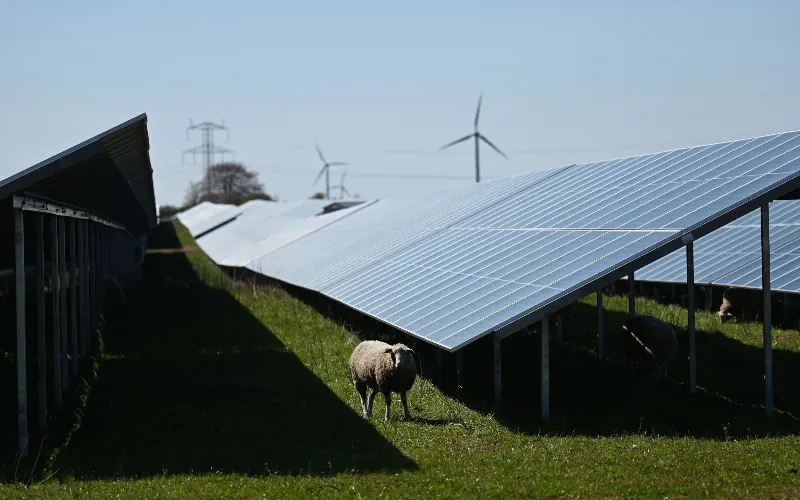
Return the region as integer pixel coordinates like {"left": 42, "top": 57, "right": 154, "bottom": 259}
{"left": 2, "top": 220, "right": 799, "bottom": 498}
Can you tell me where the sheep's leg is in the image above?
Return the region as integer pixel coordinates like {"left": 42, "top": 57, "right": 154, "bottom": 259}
{"left": 355, "top": 381, "right": 369, "bottom": 417}
{"left": 384, "top": 391, "right": 392, "bottom": 422}
{"left": 366, "top": 388, "right": 377, "bottom": 417}
{"left": 400, "top": 392, "right": 412, "bottom": 420}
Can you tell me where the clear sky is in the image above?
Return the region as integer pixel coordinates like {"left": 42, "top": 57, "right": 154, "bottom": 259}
{"left": 2, "top": 1, "right": 799, "bottom": 206}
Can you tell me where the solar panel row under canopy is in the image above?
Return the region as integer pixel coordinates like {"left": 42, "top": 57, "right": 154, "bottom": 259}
{"left": 637, "top": 200, "right": 800, "bottom": 292}
{"left": 179, "top": 130, "right": 800, "bottom": 352}
{"left": 315, "top": 131, "right": 800, "bottom": 351}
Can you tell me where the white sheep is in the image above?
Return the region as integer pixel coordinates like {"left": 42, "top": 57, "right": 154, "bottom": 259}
{"left": 348, "top": 340, "right": 417, "bottom": 421}
{"left": 622, "top": 315, "right": 678, "bottom": 378}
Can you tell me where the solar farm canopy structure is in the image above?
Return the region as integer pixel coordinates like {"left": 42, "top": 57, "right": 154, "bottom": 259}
{"left": 203, "top": 131, "right": 800, "bottom": 352}
{"left": 637, "top": 199, "right": 800, "bottom": 292}
{"left": 182, "top": 198, "right": 374, "bottom": 268}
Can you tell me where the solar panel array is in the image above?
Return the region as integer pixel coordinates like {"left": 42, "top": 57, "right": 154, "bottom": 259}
{"left": 637, "top": 200, "right": 800, "bottom": 292}
{"left": 180, "top": 130, "right": 800, "bottom": 351}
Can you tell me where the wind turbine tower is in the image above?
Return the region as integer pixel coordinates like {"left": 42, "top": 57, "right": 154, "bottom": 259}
{"left": 313, "top": 143, "right": 349, "bottom": 200}
{"left": 331, "top": 171, "right": 352, "bottom": 200}
{"left": 439, "top": 94, "right": 507, "bottom": 182}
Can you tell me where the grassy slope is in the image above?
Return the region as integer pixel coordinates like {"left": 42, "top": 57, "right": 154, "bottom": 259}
{"left": 2, "top": 221, "right": 798, "bottom": 498}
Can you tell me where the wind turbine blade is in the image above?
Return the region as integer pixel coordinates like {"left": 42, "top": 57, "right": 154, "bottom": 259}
{"left": 439, "top": 133, "right": 474, "bottom": 151}
{"left": 328, "top": 161, "right": 349, "bottom": 167}
{"left": 313, "top": 166, "right": 326, "bottom": 186}
{"left": 474, "top": 93, "right": 483, "bottom": 130}
{"left": 479, "top": 134, "right": 508, "bottom": 159}
{"left": 315, "top": 143, "right": 327, "bottom": 164}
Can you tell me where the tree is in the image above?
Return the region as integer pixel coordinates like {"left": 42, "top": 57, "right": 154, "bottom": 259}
{"left": 159, "top": 204, "right": 181, "bottom": 219}
{"left": 183, "top": 162, "right": 269, "bottom": 206}
{"left": 310, "top": 192, "right": 325, "bottom": 200}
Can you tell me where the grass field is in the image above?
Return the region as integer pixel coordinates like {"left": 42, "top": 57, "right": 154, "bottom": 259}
{"left": 1, "top": 220, "right": 799, "bottom": 498}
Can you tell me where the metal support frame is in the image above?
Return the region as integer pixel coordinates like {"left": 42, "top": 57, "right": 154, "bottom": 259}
{"left": 628, "top": 271, "right": 636, "bottom": 317}
{"left": 687, "top": 242, "right": 696, "bottom": 394}
{"left": 705, "top": 285, "right": 713, "bottom": 311}
{"left": 59, "top": 218, "right": 68, "bottom": 391}
{"left": 597, "top": 290, "right": 604, "bottom": 360}
{"left": 541, "top": 316, "right": 550, "bottom": 421}
{"left": 15, "top": 210, "right": 29, "bottom": 457}
{"left": 69, "top": 219, "right": 78, "bottom": 376}
{"left": 36, "top": 215, "right": 46, "bottom": 430}
{"left": 50, "top": 216, "right": 62, "bottom": 406}
{"left": 493, "top": 333, "right": 502, "bottom": 404}
{"left": 12, "top": 194, "right": 127, "bottom": 232}
{"left": 761, "top": 204, "right": 773, "bottom": 417}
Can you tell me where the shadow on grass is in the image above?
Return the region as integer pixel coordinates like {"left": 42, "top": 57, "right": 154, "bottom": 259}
{"left": 49, "top": 223, "right": 416, "bottom": 479}
{"left": 245, "top": 269, "right": 800, "bottom": 440}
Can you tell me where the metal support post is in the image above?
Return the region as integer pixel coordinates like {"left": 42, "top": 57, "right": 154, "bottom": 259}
{"left": 687, "top": 242, "right": 696, "bottom": 394}
{"left": 59, "top": 218, "right": 68, "bottom": 391}
{"left": 541, "top": 316, "right": 550, "bottom": 421}
{"left": 455, "top": 350, "right": 463, "bottom": 400}
{"left": 597, "top": 290, "right": 604, "bottom": 360}
{"left": 628, "top": 272, "right": 635, "bottom": 317}
{"left": 88, "top": 222, "right": 95, "bottom": 352}
{"left": 50, "top": 217, "right": 62, "bottom": 406}
{"left": 78, "top": 221, "right": 87, "bottom": 357}
{"left": 36, "top": 215, "right": 46, "bottom": 429}
{"left": 15, "top": 210, "right": 29, "bottom": 457}
{"left": 493, "top": 333, "right": 502, "bottom": 404}
{"left": 69, "top": 219, "right": 78, "bottom": 375}
{"left": 761, "top": 204, "right": 773, "bottom": 417}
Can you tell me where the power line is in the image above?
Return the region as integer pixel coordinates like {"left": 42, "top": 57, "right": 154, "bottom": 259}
{"left": 182, "top": 120, "right": 234, "bottom": 197}
{"left": 153, "top": 163, "right": 480, "bottom": 181}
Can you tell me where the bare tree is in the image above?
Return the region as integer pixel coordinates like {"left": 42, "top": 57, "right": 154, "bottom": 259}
{"left": 183, "top": 162, "right": 271, "bottom": 206}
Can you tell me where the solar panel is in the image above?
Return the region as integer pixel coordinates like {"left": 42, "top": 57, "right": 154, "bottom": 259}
{"left": 195, "top": 200, "right": 330, "bottom": 264}
{"left": 637, "top": 200, "right": 800, "bottom": 291}
{"left": 177, "top": 202, "right": 237, "bottom": 236}
{"left": 317, "top": 131, "right": 800, "bottom": 350}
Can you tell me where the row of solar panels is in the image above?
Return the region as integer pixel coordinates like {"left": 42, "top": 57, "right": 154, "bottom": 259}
{"left": 178, "top": 130, "right": 800, "bottom": 351}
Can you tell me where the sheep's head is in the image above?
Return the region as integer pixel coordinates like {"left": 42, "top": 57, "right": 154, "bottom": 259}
{"left": 718, "top": 310, "right": 734, "bottom": 323}
{"left": 385, "top": 344, "right": 416, "bottom": 372}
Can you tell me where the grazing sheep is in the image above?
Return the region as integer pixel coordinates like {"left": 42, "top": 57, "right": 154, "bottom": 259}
{"left": 622, "top": 315, "right": 678, "bottom": 378}
{"left": 718, "top": 287, "right": 761, "bottom": 324}
{"left": 348, "top": 340, "right": 417, "bottom": 421}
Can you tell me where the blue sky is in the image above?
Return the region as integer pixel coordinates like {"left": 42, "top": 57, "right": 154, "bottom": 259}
{"left": 1, "top": 1, "right": 799, "bottom": 206}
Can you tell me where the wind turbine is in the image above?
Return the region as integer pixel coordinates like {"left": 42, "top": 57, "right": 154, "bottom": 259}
{"left": 312, "top": 143, "right": 349, "bottom": 200}
{"left": 331, "top": 171, "right": 352, "bottom": 200}
{"left": 439, "top": 94, "right": 507, "bottom": 182}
